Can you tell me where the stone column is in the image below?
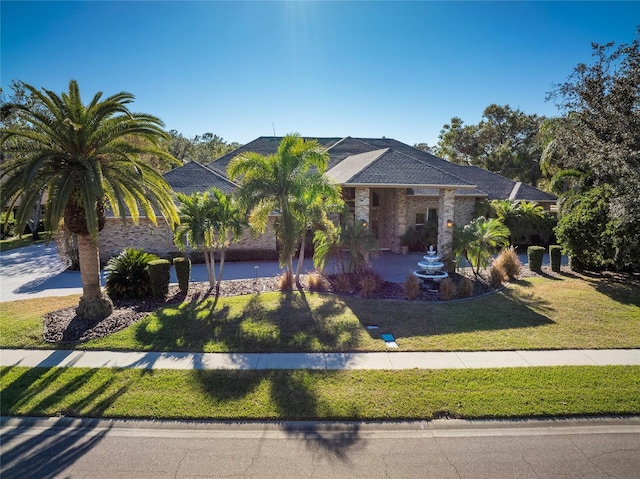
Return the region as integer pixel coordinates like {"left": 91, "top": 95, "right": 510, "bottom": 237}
{"left": 437, "top": 188, "right": 455, "bottom": 258}
{"left": 393, "top": 188, "right": 407, "bottom": 253}
{"left": 354, "top": 187, "right": 370, "bottom": 227}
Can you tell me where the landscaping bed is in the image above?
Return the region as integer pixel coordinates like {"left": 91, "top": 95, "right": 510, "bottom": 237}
{"left": 42, "top": 265, "right": 569, "bottom": 344}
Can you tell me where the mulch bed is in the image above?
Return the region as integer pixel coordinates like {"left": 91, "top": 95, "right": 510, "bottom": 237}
{"left": 42, "top": 265, "right": 571, "bottom": 343}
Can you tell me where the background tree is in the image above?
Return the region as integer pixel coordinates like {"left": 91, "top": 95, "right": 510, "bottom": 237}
{"left": 435, "top": 105, "right": 545, "bottom": 186}
{"left": 413, "top": 142, "right": 434, "bottom": 154}
{"left": 165, "top": 130, "right": 241, "bottom": 166}
{"left": 0, "top": 80, "right": 179, "bottom": 319}
{"left": 1, "top": 81, "right": 46, "bottom": 239}
{"left": 227, "top": 134, "right": 330, "bottom": 276}
{"left": 547, "top": 28, "right": 640, "bottom": 271}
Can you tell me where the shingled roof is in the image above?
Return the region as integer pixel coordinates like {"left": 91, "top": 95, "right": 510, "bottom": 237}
{"left": 185, "top": 135, "right": 556, "bottom": 203}
{"left": 327, "top": 148, "right": 475, "bottom": 188}
{"left": 163, "top": 161, "right": 236, "bottom": 195}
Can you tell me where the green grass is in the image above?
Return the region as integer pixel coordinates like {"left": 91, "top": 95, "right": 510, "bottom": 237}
{"left": 2, "top": 365, "right": 638, "bottom": 420}
{"left": 0, "top": 232, "right": 50, "bottom": 252}
{"left": 2, "top": 273, "right": 639, "bottom": 352}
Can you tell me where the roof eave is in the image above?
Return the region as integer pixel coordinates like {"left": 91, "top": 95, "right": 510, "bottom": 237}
{"left": 341, "top": 182, "right": 478, "bottom": 189}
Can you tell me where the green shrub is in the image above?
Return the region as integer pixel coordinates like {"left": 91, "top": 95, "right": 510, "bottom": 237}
{"left": 493, "top": 246, "right": 522, "bottom": 281}
{"left": 400, "top": 224, "right": 437, "bottom": 252}
{"left": 527, "top": 246, "right": 545, "bottom": 272}
{"left": 173, "top": 257, "right": 191, "bottom": 292}
{"left": 105, "top": 248, "right": 159, "bottom": 300}
{"left": 403, "top": 273, "right": 421, "bottom": 300}
{"left": 549, "top": 245, "right": 562, "bottom": 273}
{"left": 148, "top": 259, "right": 171, "bottom": 299}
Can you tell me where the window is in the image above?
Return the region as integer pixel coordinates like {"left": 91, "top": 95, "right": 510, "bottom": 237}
{"left": 415, "top": 209, "right": 438, "bottom": 229}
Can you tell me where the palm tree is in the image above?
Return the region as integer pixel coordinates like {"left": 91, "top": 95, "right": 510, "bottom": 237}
{"left": 174, "top": 188, "right": 245, "bottom": 292}
{"left": 491, "top": 199, "right": 544, "bottom": 245}
{"left": 453, "top": 217, "right": 510, "bottom": 277}
{"left": 313, "top": 205, "right": 380, "bottom": 275}
{"left": 227, "top": 134, "right": 330, "bottom": 276}
{"left": 291, "top": 171, "right": 343, "bottom": 282}
{"left": 209, "top": 188, "right": 245, "bottom": 292}
{"left": 174, "top": 191, "right": 217, "bottom": 287}
{"left": 0, "top": 80, "right": 178, "bottom": 319}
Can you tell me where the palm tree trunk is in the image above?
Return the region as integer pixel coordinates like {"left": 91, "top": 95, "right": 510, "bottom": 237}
{"left": 295, "top": 234, "right": 306, "bottom": 283}
{"left": 216, "top": 248, "right": 226, "bottom": 294}
{"left": 76, "top": 234, "right": 113, "bottom": 319}
{"left": 204, "top": 248, "right": 216, "bottom": 288}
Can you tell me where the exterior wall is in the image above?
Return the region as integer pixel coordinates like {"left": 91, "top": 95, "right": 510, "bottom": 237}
{"left": 354, "top": 187, "right": 370, "bottom": 225}
{"left": 393, "top": 189, "right": 407, "bottom": 253}
{"left": 405, "top": 196, "right": 440, "bottom": 226}
{"left": 437, "top": 189, "right": 456, "bottom": 257}
{"left": 371, "top": 188, "right": 397, "bottom": 250}
{"left": 98, "top": 216, "right": 277, "bottom": 262}
{"left": 454, "top": 197, "right": 478, "bottom": 226}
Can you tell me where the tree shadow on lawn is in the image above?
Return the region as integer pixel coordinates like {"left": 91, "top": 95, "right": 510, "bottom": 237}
{"left": 1, "top": 362, "right": 128, "bottom": 478}
{"left": 135, "top": 291, "right": 358, "bottom": 353}
{"left": 192, "top": 369, "right": 362, "bottom": 458}
{"left": 579, "top": 271, "right": 640, "bottom": 306}
{"left": 339, "top": 284, "right": 555, "bottom": 342}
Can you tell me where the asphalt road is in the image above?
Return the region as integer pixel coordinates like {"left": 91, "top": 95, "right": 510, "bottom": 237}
{"left": 2, "top": 417, "right": 639, "bottom": 478}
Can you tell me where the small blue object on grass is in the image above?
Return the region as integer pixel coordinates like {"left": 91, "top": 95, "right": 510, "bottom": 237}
{"left": 381, "top": 333, "right": 399, "bottom": 348}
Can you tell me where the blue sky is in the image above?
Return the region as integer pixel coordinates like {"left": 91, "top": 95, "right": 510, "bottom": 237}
{"left": 2, "top": 1, "right": 639, "bottom": 148}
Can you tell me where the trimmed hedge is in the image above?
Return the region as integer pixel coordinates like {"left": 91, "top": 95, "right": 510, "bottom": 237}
{"left": 173, "top": 257, "right": 191, "bottom": 292}
{"left": 527, "top": 246, "right": 545, "bottom": 272}
{"left": 148, "top": 259, "right": 171, "bottom": 299}
{"left": 549, "top": 245, "right": 562, "bottom": 273}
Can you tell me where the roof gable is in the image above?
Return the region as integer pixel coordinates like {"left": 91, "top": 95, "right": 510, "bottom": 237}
{"left": 326, "top": 148, "right": 388, "bottom": 183}
{"left": 329, "top": 148, "right": 476, "bottom": 188}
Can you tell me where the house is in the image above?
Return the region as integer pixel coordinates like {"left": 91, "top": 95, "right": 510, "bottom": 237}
{"left": 98, "top": 136, "right": 556, "bottom": 262}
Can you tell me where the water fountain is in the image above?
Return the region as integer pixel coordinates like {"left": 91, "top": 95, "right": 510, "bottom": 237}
{"left": 412, "top": 245, "right": 449, "bottom": 284}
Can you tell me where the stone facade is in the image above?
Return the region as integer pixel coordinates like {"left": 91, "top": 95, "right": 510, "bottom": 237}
{"left": 437, "top": 189, "right": 456, "bottom": 257}
{"left": 98, "top": 193, "right": 481, "bottom": 262}
{"left": 354, "top": 187, "right": 370, "bottom": 226}
{"left": 98, "top": 216, "right": 278, "bottom": 263}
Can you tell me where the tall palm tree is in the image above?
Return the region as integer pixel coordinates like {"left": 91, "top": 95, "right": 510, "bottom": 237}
{"left": 209, "top": 188, "right": 245, "bottom": 292}
{"left": 174, "top": 188, "right": 245, "bottom": 292}
{"left": 291, "top": 171, "right": 343, "bottom": 282}
{"left": 0, "top": 80, "right": 178, "bottom": 319}
{"left": 227, "top": 134, "right": 330, "bottom": 275}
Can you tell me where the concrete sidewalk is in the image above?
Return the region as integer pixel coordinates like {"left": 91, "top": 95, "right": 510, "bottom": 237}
{"left": 2, "top": 348, "right": 639, "bottom": 371}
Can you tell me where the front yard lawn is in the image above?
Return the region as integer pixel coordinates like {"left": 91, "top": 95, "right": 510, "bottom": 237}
{"left": 1, "top": 273, "right": 638, "bottom": 352}
{"left": 2, "top": 365, "right": 638, "bottom": 420}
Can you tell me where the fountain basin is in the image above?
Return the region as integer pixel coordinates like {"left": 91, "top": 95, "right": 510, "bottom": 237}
{"left": 417, "top": 260, "right": 444, "bottom": 271}
{"left": 412, "top": 269, "right": 449, "bottom": 282}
